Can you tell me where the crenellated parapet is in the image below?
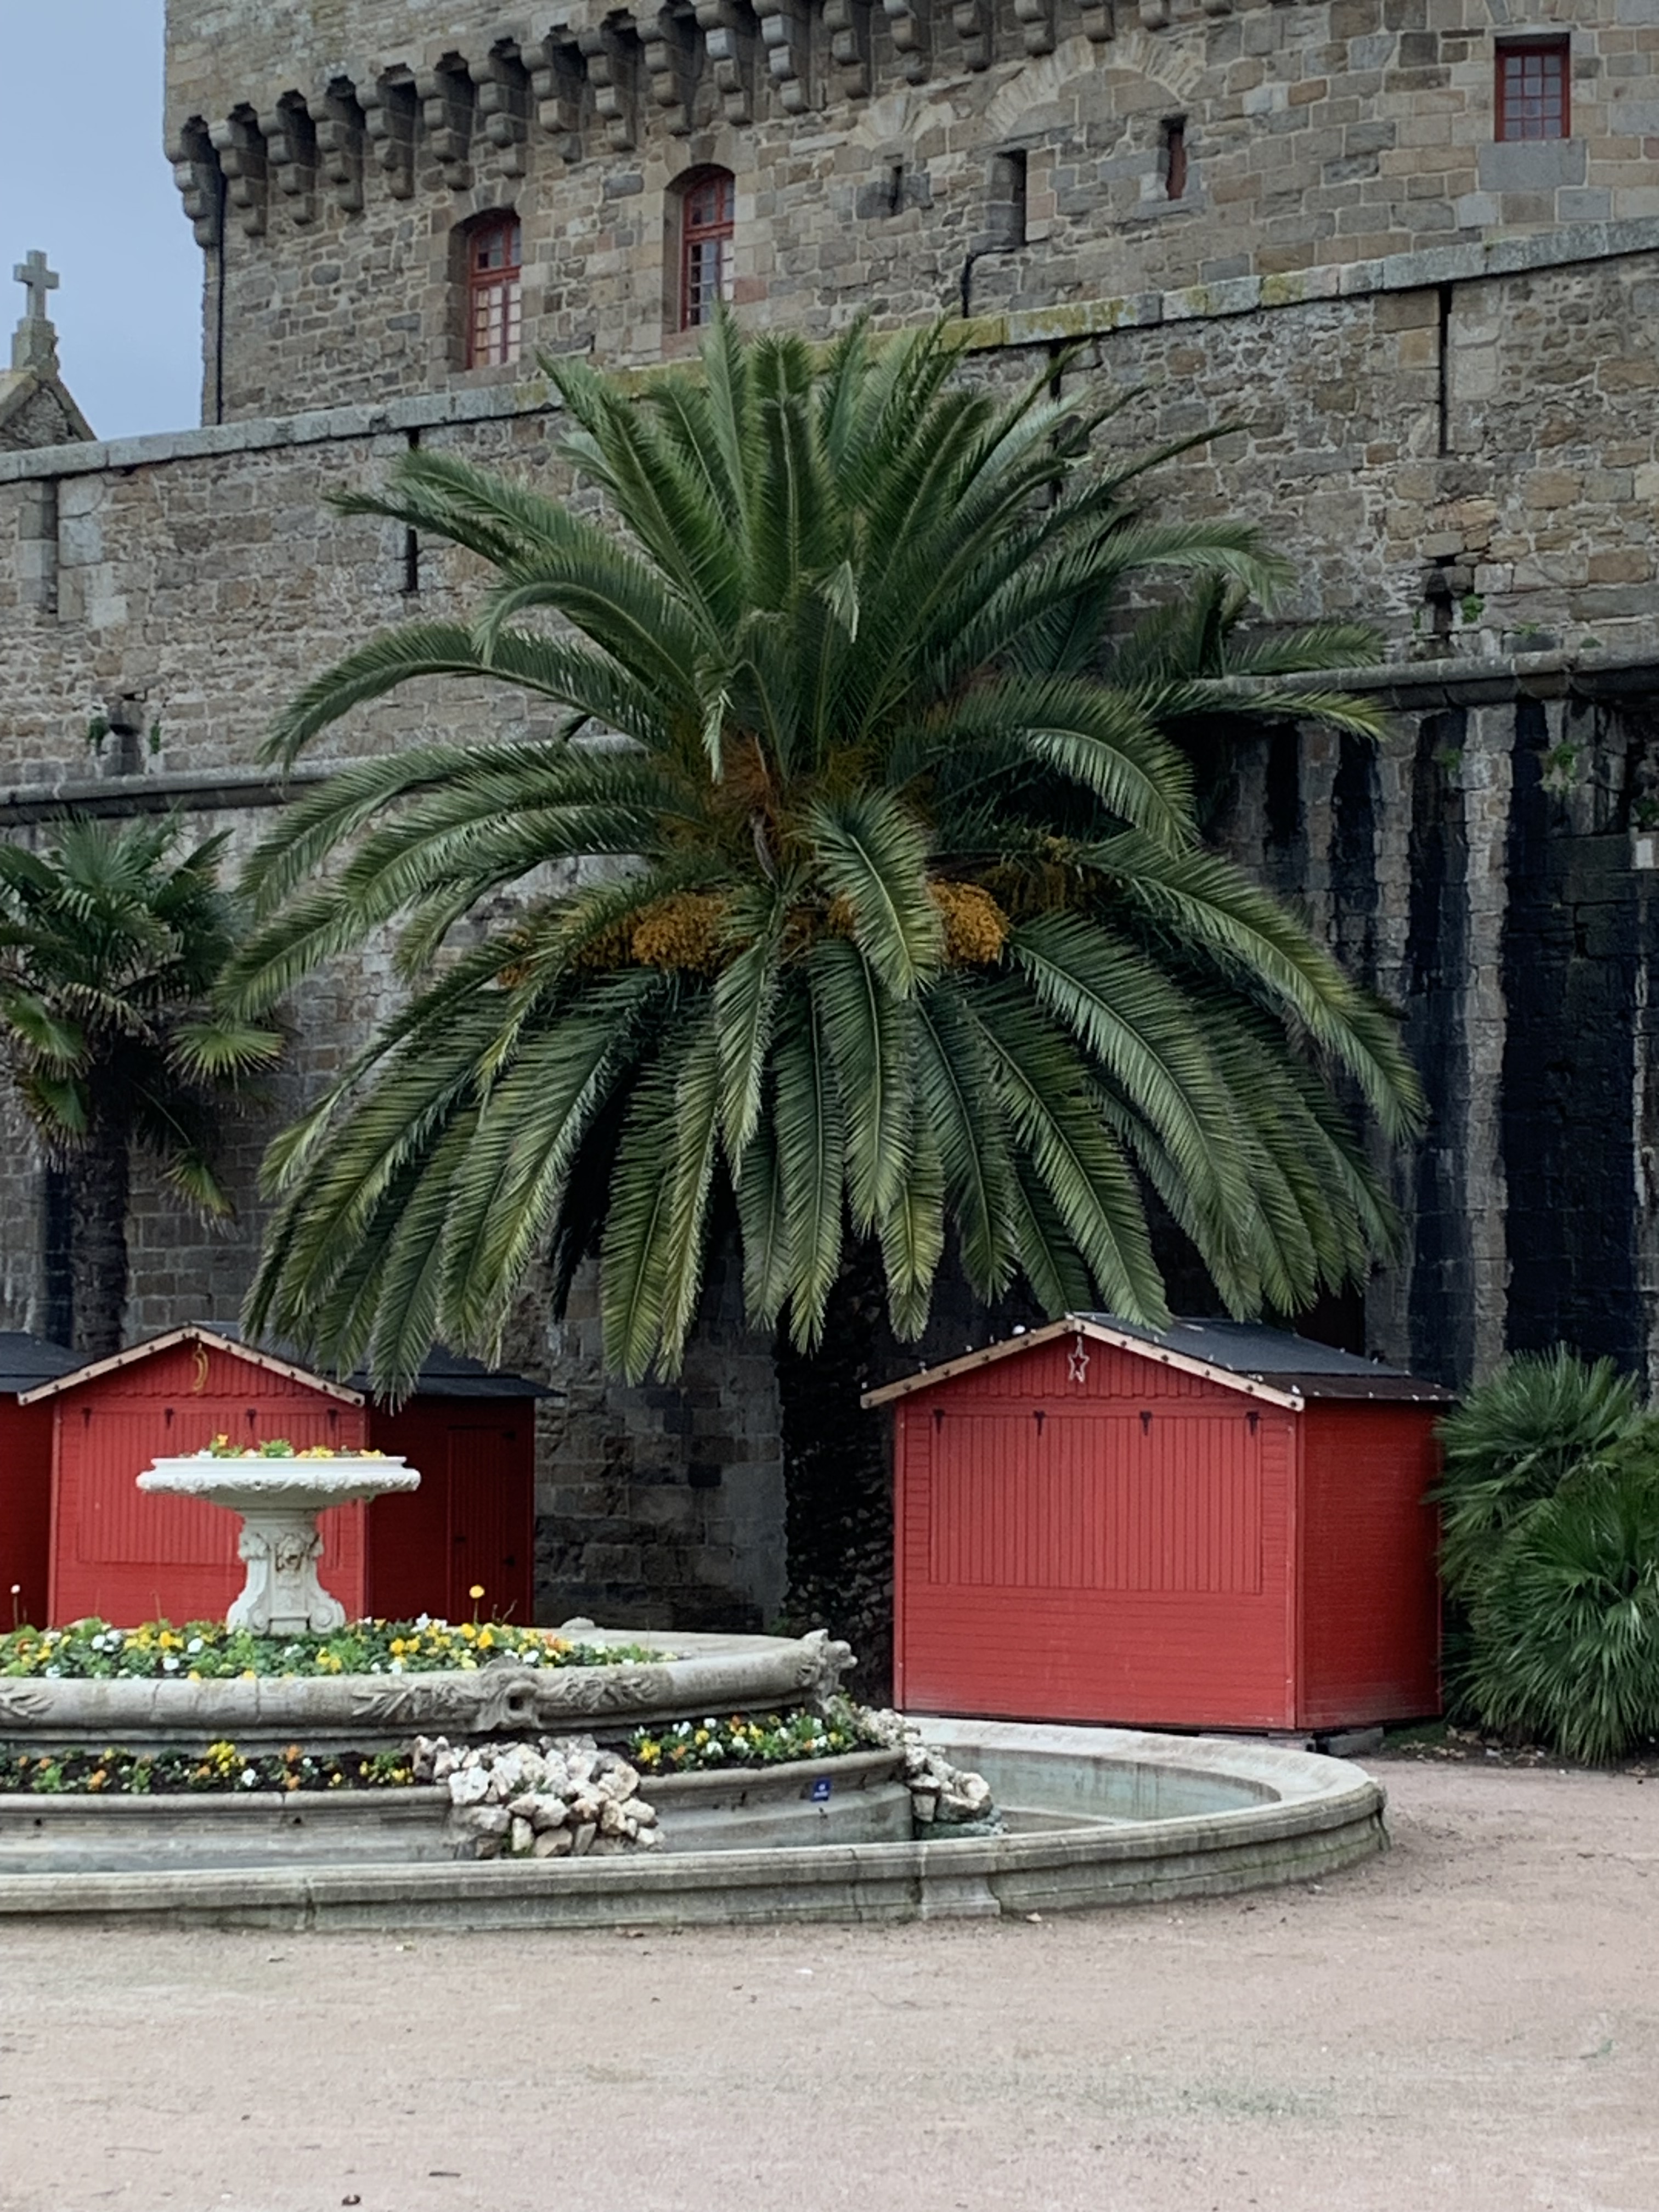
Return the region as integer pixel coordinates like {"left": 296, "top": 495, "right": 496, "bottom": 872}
{"left": 166, "top": 0, "right": 1151, "bottom": 235}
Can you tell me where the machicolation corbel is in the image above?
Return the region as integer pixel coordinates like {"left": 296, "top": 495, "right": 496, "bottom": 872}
{"left": 316, "top": 83, "right": 366, "bottom": 213}
{"left": 530, "top": 38, "right": 588, "bottom": 164}
{"left": 362, "top": 73, "right": 417, "bottom": 198}
{"left": 209, "top": 109, "right": 268, "bottom": 236}
{"left": 753, "top": 0, "right": 811, "bottom": 113}
{"left": 167, "top": 121, "right": 223, "bottom": 248}
{"left": 882, "top": 0, "right": 932, "bottom": 86}
{"left": 823, "top": 0, "right": 873, "bottom": 99}
{"left": 260, "top": 93, "right": 319, "bottom": 225}
{"left": 578, "top": 20, "right": 643, "bottom": 155}
{"left": 418, "top": 58, "right": 476, "bottom": 189}
{"left": 695, "top": 0, "right": 758, "bottom": 126}
{"left": 644, "top": 4, "right": 701, "bottom": 138}
{"left": 474, "top": 44, "right": 532, "bottom": 177}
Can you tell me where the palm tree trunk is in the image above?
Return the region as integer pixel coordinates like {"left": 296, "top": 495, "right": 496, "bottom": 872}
{"left": 67, "top": 1124, "right": 131, "bottom": 1356}
{"left": 774, "top": 1239, "right": 895, "bottom": 1701}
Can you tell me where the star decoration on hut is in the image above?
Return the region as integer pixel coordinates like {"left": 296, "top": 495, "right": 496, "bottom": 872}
{"left": 1066, "top": 1335, "right": 1090, "bottom": 1386}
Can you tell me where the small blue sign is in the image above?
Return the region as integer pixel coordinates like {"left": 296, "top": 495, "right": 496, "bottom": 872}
{"left": 810, "top": 1777, "right": 833, "bottom": 1802}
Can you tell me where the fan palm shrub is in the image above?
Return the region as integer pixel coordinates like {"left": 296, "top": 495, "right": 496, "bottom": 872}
{"left": 226, "top": 315, "right": 1422, "bottom": 1396}
{"left": 1434, "top": 1345, "right": 1643, "bottom": 1602}
{"left": 0, "top": 818, "right": 281, "bottom": 1353}
{"left": 1463, "top": 1434, "right": 1659, "bottom": 1764}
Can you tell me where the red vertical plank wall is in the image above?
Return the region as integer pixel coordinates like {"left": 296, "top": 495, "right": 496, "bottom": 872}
{"left": 48, "top": 1343, "right": 367, "bottom": 1628}
{"left": 894, "top": 1339, "right": 1298, "bottom": 1729}
{"left": 364, "top": 1401, "right": 535, "bottom": 1626}
{"left": 1296, "top": 1401, "right": 1442, "bottom": 1728}
{"left": 0, "top": 1399, "right": 55, "bottom": 1629}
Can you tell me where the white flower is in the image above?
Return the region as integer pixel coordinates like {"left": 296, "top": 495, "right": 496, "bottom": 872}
{"left": 89, "top": 1633, "right": 108, "bottom": 1651}
{"left": 161, "top": 1655, "right": 180, "bottom": 1673}
{"left": 240, "top": 1769, "right": 258, "bottom": 1788}
{"left": 388, "top": 1658, "right": 404, "bottom": 1674}
{"left": 186, "top": 1637, "right": 204, "bottom": 1655}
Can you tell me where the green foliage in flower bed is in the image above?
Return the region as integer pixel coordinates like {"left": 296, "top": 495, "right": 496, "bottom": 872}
{"left": 627, "top": 1703, "right": 874, "bottom": 1773}
{"left": 0, "top": 1740, "right": 415, "bottom": 1795}
{"left": 0, "top": 1617, "right": 661, "bottom": 1682}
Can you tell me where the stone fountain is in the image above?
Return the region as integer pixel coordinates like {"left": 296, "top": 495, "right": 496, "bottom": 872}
{"left": 137, "top": 1451, "right": 421, "bottom": 1635}
{"left": 0, "top": 1446, "right": 1390, "bottom": 1922}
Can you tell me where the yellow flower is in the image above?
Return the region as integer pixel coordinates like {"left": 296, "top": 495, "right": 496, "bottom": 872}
{"left": 468, "top": 1584, "right": 485, "bottom": 1602}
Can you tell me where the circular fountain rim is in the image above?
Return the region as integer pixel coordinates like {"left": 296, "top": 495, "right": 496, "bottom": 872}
{"left": 0, "top": 1721, "right": 1387, "bottom": 1927}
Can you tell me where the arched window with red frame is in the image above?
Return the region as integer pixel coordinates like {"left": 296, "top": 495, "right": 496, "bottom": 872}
{"left": 678, "top": 168, "right": 735, "bottom": 331}
{"left": 466, "top": 212, "right": 523, "bottom": 368}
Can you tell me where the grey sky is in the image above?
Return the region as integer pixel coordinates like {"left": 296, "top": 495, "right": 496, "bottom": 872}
{"left": 1, "top": 0, "right": 200, "bottom": 439}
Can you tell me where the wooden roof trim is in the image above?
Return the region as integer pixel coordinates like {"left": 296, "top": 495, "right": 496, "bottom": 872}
{"left": 16, "top": 1326, "right": 365, "bottom": 1407}
{"left": 861, "top": 1317, "right": 1306, "bottom": 1412}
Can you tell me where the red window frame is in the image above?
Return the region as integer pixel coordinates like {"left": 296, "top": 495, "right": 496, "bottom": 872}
{"left": 466, "top": 213, "right": 523, "bottom": 368}
{"left": 1496, "top": 38, "right": 1570, "bottom": 143}
{"left": 679, "top": 168, "right": 735, "bottom": 332}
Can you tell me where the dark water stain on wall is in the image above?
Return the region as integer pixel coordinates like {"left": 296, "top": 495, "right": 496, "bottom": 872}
{"left": 1402, "top": 710, "right": 1472, "bottom": 1386}
{"left": 1330, "top": 729, "right": 1380, "bottom": 987}
{"left": 1502, "top": 701, "right": 1641, "bottom": 1370}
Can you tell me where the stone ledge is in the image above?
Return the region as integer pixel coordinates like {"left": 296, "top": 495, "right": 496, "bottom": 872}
{"left": 5, "top": 217, "right": 1659, "bottom": 489}
{"left": 0, "top": 759, "right": 338, "bottom": 825}
{"left": 1220, "top": 644, "right": 1659, "bottom": 711}
{"left": 0, "top": 377, "right": 563, "bottom": 487}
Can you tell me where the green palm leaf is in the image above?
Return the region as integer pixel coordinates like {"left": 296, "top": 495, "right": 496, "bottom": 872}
{"left": 236, "top": 311, "right": 1418, "bottom": 1389}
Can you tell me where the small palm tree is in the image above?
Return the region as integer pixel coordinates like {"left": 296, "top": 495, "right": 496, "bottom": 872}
{"left": 1434, "top": 1346, "right": 1643, "bottom": 1602}
{"left": 0, "top": 817, "right": 281, "bottom": 1353}
{"left": 228, "top": 317, "right": 1420, "bottom": 1393}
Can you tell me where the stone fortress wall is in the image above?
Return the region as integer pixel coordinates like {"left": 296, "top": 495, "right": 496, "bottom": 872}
{"left": 1, "top": 0, "right": 1657, "bottom": 1626}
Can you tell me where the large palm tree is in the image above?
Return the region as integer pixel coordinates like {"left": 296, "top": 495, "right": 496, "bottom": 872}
{"left": 229, "top": 317, "right": 1420, "bottom": 1397}
{"left": 0, "top": 817, "right": 281, "bottom": 1353}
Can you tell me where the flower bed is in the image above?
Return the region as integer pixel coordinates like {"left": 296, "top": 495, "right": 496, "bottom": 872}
{"left": 627, "top": 1704, "right": 872, "bottom": 1772}
{"left": 0, "top": 1740, "right": 415, "bottom": 1795}
{"left": 198, "top": 1434, "right": 383, "bottom": 1460}
{"left": 0, "top": 1617, "right": 661, "bottom": 1683}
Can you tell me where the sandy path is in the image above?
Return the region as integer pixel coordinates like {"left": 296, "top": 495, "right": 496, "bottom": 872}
{"left": 1, "top": 1758, "right": 1655, "bottom": 2212}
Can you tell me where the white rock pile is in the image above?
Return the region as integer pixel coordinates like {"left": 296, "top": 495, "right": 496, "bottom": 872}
{"left": 860, "top": 1711, "right": 996, "bottom": 1827}
{"left": 414, "top": 1734, "right": 661, "bottom": 1859}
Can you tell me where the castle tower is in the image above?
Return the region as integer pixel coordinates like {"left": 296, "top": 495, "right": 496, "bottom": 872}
{"left": 165, "top": 2, "right": 1659, "bottom": 426}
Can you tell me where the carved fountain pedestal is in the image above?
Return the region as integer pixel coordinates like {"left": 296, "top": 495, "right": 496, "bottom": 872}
{"left": 137, "top": 1456, "right": 421, "bottom": 1635}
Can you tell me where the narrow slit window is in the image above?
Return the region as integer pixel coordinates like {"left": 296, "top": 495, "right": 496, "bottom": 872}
{"left": 991, "top": 148, "right": 1028, "bottom": 248}
{"left": 1164, "top": 117, "right": 1188, "bottom": 200}
{"left": 1496, "top": 39, "right": 1569, "bottom": 142}
{"left": 466, "top": 212, "right": 523, "bottom": 368}
{"left": 680, "top": 167, "right": 735, "bottom": 331}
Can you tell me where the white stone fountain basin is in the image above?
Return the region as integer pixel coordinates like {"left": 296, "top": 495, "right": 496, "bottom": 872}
{"left": 137, "top": 1454, "right": 420, "bottom": 1636}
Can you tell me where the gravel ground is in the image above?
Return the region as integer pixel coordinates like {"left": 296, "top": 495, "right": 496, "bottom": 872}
{"left": 1, "top": 1757, "right": 1655, "bottom": 2212}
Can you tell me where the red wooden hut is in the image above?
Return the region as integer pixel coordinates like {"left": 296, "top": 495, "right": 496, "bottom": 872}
{"left": 867, "top": 1313, "right": 1451, "bottom": 1735}
{"left": 20, "top": 1325, "right": 544, "bottom": 1629}
{"left": 0, "top": 1333, "right": 81, "bottom": 1629}
{"left": 355, "top": 1344, "right": 542, "bottom": 1627}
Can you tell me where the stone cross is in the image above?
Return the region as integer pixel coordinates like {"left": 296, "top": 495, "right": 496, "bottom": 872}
{"left": 11, "top": 250, "right": 60, "bottom": 375}
{"left": 14, "top": 250, "right": 57, "bottom": 320}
